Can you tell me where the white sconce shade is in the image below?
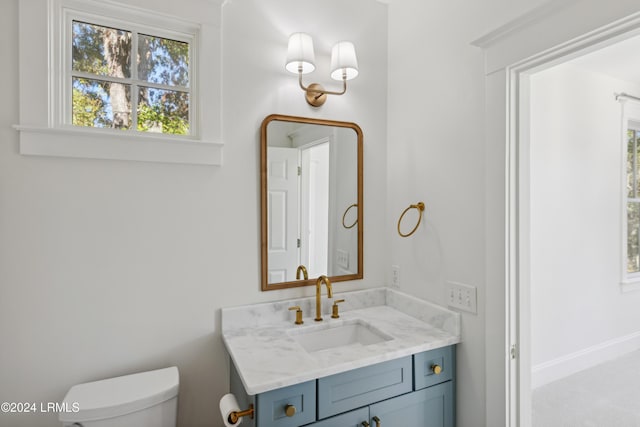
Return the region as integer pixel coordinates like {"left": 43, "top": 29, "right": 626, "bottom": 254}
{"left": 285, "top": 34, "right": 358, "bottom": 107}
{"left": 330, "top": 41, "right": 359, "bottom": 81}
{"left": 286, "top": 32, "right": 316, "bottom": 74}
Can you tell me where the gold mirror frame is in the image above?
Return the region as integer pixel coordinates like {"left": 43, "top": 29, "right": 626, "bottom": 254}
{"left": 261, "top": 114, "right": 363, "bottom": 291}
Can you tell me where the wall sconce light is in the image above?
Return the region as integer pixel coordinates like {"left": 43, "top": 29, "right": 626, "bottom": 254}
{"left": 285, "top": 32, "right": 359, "bottom": 107}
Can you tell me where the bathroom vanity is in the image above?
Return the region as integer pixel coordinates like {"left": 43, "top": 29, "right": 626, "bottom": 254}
{"left": 230, "top": 344, "right": 454, "bottom": 427}
{"left": 221, "top": 288, "right": 460, "bottom": 427}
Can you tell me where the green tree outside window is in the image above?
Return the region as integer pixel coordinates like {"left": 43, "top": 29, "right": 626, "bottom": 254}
{"left": 71, "top": 21, "right": 190, "bottom": 135}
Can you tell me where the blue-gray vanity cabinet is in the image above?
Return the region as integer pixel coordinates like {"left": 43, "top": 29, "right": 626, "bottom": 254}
{"left": 302, "top": 407, "right": 369, "bottom": 427}
{"left": 228, "top": 345, "right": 455, "bottom": 427}
{"left": 303, "top": 381, "right": 453, "bottom": 427}
{"left": 369, "top": 381, "right": 454, "bottom": 427}
{"left": 316, "top": 356, "right": 413, "bottom": 419}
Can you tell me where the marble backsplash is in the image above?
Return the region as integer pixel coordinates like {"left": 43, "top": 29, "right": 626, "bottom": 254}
{"left": 221, "top": 287, "right": 460, "bottom": 336}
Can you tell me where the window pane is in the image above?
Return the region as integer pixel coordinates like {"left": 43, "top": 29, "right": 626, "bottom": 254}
{"left": 72, "top": 21, "right": 132, "bottom": 78}
{"left": 636, "top": 131, "right": 640, "bottom": 199}
{"left": 137, "top": 87, "right": 189, "bottom": 135}
{"left": 138, "top": 35, "right": 189, "bottom": 87}
{"left": 628, "top": 129, "right": 635, "bottom": 198}
{"left": 628, "top": 202, "right": 640, "bottom": 273}
{"left": 72, "top": 77, "right": 131, "bottom": 129}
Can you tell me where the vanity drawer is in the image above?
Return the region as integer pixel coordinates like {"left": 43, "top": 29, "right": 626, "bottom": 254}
{"left": 304, "top": 407, "right": 369, "bottom": 427}
{"left": 256, "top": 380, "right": 316, "bottom": 427}
{"left": 317, "top": 356, "right": 412, "bottom": 419}
{"left": 413, "top": 346, "right": 454, "bottom": 390}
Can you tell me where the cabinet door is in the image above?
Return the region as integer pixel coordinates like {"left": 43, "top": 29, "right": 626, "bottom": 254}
{"left": 369, "top": 381, "right": 453, "bottom": 427}
{"left": 317, "top": 356, "right": 412, "bottom": 419}
{"left": 304, "top": 407, "right": 369, "bottom": 427}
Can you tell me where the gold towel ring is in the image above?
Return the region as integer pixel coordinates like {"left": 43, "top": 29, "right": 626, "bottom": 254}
{"left": 397, "top": 202, "right": 425, "bottom": 237}
{"left": 342, "top": 203, "right": 358, "bottom": 229}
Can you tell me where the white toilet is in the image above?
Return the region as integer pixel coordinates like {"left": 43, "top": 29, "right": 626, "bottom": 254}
{"left": 59, "top": 366, "right": 179, "bottom": 427}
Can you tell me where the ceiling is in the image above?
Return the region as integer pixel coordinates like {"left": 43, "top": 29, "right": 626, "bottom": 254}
{"left": 569, "top": 34, "right": 640, "bottom": 84}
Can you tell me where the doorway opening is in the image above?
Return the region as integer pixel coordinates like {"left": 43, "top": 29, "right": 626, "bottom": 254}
{"left": 509, "top": 21, "right": 640, "bottom": 427}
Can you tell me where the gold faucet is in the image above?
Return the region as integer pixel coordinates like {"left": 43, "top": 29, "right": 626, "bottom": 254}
{"left": 296, "top": 265, "right": 308, "bottom": 280}
{"left": 315, "top": 275, "right": 333, "bottom": 321}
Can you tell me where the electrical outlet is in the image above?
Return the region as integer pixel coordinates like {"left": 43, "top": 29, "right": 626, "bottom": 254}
{"left": 391, "top": 265, "right": 400, "bottom": 288}
{"left": 446, "top": 281, "right": 477, "bottom": 314}
{"left": 336, "top": 249, "right": 349, "bottom": 269}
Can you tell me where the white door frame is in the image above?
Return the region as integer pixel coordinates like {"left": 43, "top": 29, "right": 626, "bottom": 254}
{"left": 504, "top": 13, "right": 640, "bottom": 427}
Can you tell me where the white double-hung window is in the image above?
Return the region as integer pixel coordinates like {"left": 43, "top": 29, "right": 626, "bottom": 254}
{"left": 70, "top": 19, "right": 191, "bottom": 135}
{"left": 16, "top": 0, "right": 222, "bottom": 165}
{"left": 625, "top": 121, "right": 640, "bottom": 284}
{"left": 620, "top": 94, "right": 640, "bottom": 291}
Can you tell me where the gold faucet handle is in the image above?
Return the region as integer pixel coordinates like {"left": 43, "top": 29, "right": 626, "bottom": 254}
{"left": 288, "top": 306, "right": 304, "bottom": 325}
{"left": 331, "top": 299, "right": 345, "bottom": 318}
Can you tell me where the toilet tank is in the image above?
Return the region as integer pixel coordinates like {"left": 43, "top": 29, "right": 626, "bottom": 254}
{"left": 59, "top": 366, "right": 179, "bottom": 427}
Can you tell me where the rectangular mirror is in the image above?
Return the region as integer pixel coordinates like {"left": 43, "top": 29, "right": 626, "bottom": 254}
{"left": 261, "top": 114, "right": 363, "bottom": 290}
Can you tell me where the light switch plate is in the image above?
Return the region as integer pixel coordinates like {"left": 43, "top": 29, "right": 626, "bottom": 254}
{"left": 391, "top": 265, "right": 400, "bottom": 288}
{"left": 446, "top": 281, "right": 477, "bottom": 314}
{"left": 336, "top": 249, "right": 349, "bottom": 269}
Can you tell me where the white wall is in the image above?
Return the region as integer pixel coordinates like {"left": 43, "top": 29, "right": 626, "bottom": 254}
{"left": 530, "top": 64, "right": 640, "bottom": 387}
{"left": 384, "top": 1, "right": 548, "bottom": 425}
{"left": 0, "top": 1, "right": 387, "bottom": 426}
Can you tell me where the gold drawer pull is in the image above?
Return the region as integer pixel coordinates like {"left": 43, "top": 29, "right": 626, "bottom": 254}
{"left": 431, "top": 364, "right": 443, "bottom": 375}
{"left": 284, "top": 404, "right": 296, "bottom": 417}
{"left": 373, "top": 416, "right": 381, "bottom": 427}
{"left": 361, "top": 422, "right": 370, "bottom": 427}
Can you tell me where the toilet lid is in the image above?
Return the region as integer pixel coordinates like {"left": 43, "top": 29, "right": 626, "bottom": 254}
{"left": 59, "top": 366, "right": 179, "bottom": 422}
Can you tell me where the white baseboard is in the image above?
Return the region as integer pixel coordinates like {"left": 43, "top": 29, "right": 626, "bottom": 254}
{"left": 532, "top": 331, "right": 640, "bottom": 389}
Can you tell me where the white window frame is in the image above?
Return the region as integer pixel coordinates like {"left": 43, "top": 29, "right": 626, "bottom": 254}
{"left": 621, "top": 100, "right": 640, "bottom": 292}
{"left": 15, "top": 0, "right": 222, "bottom": 165}
{"left": 64, "top": 13, "right": 195, "bottom": 135}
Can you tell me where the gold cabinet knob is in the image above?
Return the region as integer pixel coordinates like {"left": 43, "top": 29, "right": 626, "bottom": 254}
{"left": 431, "top": 364, "right": 442, "bottom": 375}
{"left": 284, "top": 404, "right": 296, "bottom": 417}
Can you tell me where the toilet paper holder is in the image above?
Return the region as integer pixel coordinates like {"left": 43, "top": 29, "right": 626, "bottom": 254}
{"left": 228, "top": 404, "right": 254, "bottom": 424}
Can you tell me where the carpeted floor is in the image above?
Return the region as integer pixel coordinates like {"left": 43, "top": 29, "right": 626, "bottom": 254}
{"left": 532, "top": 349, "right": 640, "bottom": 427}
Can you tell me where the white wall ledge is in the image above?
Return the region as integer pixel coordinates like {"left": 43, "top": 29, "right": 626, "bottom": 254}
{"left": 621, "top": 280, "right": 640, "bottom": 293}
{"left": 14, "top": 125, "right": 223, "bottom": 166}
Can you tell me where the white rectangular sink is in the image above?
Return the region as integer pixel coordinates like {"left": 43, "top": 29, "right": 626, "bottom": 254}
{"left": 288, "top": 319, "right": 393, "bottom": 353}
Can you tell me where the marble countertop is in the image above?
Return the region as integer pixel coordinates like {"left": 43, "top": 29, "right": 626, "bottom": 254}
{"left": 221, "top": 287, "right": 461, "bottom": 395}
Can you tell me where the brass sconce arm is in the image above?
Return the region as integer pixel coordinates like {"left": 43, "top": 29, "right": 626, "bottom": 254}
{"left": 298, "top": 71, "right": 347, "bottom": 96}
{"left": 297, "top": 70, "right": 347, "bottom": 107}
